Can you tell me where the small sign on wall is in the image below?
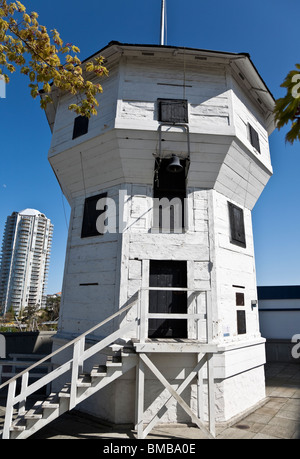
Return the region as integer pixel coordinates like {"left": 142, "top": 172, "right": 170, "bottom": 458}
{"left": 223, "top": 325, "right": 230, "bottom": 337}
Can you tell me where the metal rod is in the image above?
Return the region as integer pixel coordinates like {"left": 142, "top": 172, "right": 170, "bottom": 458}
{"left": 160, "top": 0, "right": 165, "bottom": 45}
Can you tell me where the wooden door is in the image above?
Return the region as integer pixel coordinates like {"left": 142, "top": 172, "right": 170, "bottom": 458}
{"left": 148, "top": 260, "right": 187, "bottom": 338}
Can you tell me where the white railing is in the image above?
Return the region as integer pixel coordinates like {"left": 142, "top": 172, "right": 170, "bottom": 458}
{"left": 0, "top": 355, "right": 53, "bottom": 394}
{"left": 138, "top": 288, "right": 213, "bottom": 344}
{"left": 0, "top": 298, "right": 139, "bottom": 439}
{"left": 0, "top": 287, "right": 213, "bottom": 439}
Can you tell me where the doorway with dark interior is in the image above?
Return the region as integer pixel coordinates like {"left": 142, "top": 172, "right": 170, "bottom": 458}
{"left": 148, "top": 260, "right": 187, "bottom": 338}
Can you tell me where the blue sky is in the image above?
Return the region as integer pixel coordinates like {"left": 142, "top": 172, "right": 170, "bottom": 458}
{"left": 0, "top": 0, "right": 299, "bottom": 293}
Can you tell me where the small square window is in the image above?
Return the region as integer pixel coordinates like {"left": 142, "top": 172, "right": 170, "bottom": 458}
{"left": 73, "top": 115, "right": 89, "bottom": 139}
{"left": 228, "top": 202, "right": 246, "bottom": 248}
{"left": 158, "top": 99, "right": 188, "bottom": 123}
{"left": 248, "top": 123, "right": 260, "bottom": 153}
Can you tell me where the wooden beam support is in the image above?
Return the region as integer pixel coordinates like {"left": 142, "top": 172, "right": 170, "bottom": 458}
{"left": 142, "top": 353, "right": 207, "bottom": 438}
{"left": 139, "top": 353, "right": 215, "bottom": 439}
{"left": 207, "top": 353, "right": 216, "bottom": 437}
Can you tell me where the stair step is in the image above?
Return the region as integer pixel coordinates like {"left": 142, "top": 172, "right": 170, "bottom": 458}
{"left": 42, "top": 394, "right": 60, "bottom": 410}
{"left": 90, "top": 365, "right": 107, "bottom": 378}
{"left": 122, "top": 347, "right": 136, "bottom": 354}
{"left": 42, "top": 401, "right": 60, "bottom": 409}
{"left": 107, "top": 355, "right": 122, "bottom": 363}
{"left": 59, "top": 384, "right": 71, "bottom": 398}
{"left": 77, "top": 374, "right": 92, "bottom": 388}
{"left": 10, "top": 418, "right": 26, "bottom": 432}
{"left": 10, "top": 425, "right": 26, "bottom": 432}
{"left": 25, "top": 408, "right": 43, "bottom": 420}
{"left": 107, "top": 361, "right": 123, "bottom": 368}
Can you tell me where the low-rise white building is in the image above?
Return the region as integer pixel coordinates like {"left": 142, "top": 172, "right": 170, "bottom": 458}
{"left": 258, "top": 286, "right": 300, "bottom": 362}
{"left": 0, "top": 209, "right": 53, "bottom": 316}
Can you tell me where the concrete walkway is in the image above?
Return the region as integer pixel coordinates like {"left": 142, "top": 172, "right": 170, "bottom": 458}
{"left": 1, "top": 362, "right": 300, "bottom": 439}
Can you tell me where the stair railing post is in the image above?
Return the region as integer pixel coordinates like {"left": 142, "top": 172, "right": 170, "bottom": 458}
{"left": 196, "top": 291, "right": 201, "bottom": 341}
{"left": 139, "top": 288, "right": 147, "bottom": 343}
{"left": 3, "top": 379, "right": 16, "bottom": 439}
{"left": 78, "top": 336, "right": 85, "bottom": 375}
{"left": 70, "top": 338, "right": 82, "bottom": 410}
{"left": 137, "top": 289, "right": 141, "bottom": 341}
{"left": 135, "top": 355, "right": 145, "bottom": 439}
{"left": 206, "top": 290, "right": 213, "bottom": 344}
{"left": 18, "top": 371, "right": 29, "bottom": 416}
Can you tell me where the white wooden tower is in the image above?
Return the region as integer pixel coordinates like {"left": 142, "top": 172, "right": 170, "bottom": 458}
{"left": 44, "top": 40, "right": 275, "bottom": 435}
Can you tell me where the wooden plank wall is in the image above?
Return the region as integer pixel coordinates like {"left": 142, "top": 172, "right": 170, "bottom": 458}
{"left": 211, "top": 191, "right": 260, "bottom": 341}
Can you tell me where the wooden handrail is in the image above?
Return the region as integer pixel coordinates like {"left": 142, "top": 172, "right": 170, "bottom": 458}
{"left": 0, "top": 298, "right": 138, "bottom": 391}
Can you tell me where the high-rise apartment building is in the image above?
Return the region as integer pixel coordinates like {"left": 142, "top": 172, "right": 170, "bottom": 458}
{"left": 0, "top": 209, "right": 53, "bottom": 316}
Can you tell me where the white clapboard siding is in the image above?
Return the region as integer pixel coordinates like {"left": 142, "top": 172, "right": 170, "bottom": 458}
{"left": 116, "top": 56, "right": 231, "bottom": 131}
{"left": 121, "top": 58, "right": 227, "bottom": 97}
{"left": 211, "top": 190, "right": 258, "bottom": 339}
{"left": 230, "top": 74, "right": 272, "bottom": 169}
{"left": 49, "top": 66, "right": 119, "bottom": 156}
{"left": 49, "top": 55, "right": 234, "bottom": 157}
{"left": 128, "top": 233, "right": 209, "bottom": 261}
{"left": 214, "top": 140, "right": 272, "bottom": 210}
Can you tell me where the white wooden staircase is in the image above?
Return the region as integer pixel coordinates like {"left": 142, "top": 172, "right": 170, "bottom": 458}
{"left": 1, "top": 349, "right": 137, "bottom": 440}
{"left": 0, "top": 289, "right": 217, "bottom": 440}
{"left": 0, "top": 300, "right": 138, "bottom": 440}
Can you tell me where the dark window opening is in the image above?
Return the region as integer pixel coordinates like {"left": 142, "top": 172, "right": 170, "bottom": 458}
{"left": 228, "top": 202, "right": 246, "bottom": 248}
{"left": 248, "top": 123, "right": 260, "bottom": 153}
{"left": 153, "top": 158, "right": 186, "bottom": 232}
{"left": 81, "top": 193, "right": 107, "bottom": 238}
{"left": 158, "top": 99, "right": 188, "bottom": 123}
{"left": 237, "top": 310, "right": 246, "bottom": 335}
{"left": 149, "top": 260, "right": 187, "bottom": 338}
{"left": 73, "top": 115, "right": 89, "bottom": 139}
{"left": 236, "top": 292, "right": 245, "bottom": 306}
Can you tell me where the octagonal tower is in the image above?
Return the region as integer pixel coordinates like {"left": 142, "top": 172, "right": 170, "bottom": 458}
{"left": 45, "top": 42, "right": 275, "bottom": 431}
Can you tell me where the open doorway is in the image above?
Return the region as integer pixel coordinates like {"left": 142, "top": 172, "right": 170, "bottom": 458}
{"left": 148, "top": 260, "right": 187, "bottom": 338}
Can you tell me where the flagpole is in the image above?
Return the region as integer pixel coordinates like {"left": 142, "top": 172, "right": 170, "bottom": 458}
{"left": 160, "top": 0, "right": 165, "bottom": 46}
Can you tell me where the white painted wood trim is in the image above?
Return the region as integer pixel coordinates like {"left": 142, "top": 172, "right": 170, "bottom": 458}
{"left": 18, "top": 372, "right": 29, "bottom": 416}
{"left": 197, "top": 353, "right": 204, "bottom": 421}
{"left": 225, "top": 67, "right": 236, "bottom": 131}
{"left": 136, "top": 357, "right": 145, "bottom": 439}
{"left": 147, "top": 313, "right": 205, "bottom": 319}
{"left": 3, "top": 380, "right": 16, "bottom": 439}
{"left": 140, "top": 260, "right": 149, "bottom": 343}
{"left": 115, "top": 56, "right": 127, "bottom": 123}
{"left": 207, "top": 353, "right": 216, "bottom": 437}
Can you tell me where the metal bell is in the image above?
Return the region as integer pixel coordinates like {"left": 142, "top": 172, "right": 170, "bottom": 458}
{"left": 166, "top": 155, "right": 183, "bottom": 173}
